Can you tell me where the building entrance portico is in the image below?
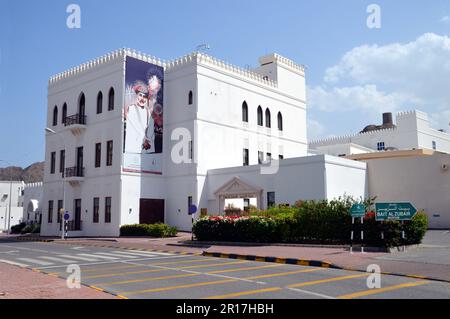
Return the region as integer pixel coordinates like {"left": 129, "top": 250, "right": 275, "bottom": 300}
{"left": 214, "top": 177, "right": 263, "bottom": 215}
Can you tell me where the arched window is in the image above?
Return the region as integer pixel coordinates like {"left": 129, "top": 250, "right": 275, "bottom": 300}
{"left": 78, "top": 93, "right": 85, "bottom": 124}
{"left": 108, "top": 87, "right": 115, "bottom": 111}
{"left": 277, "top": 112, "right": 283, "bottom": 131}
{"left": 52, "top": 106, "right": 58, "bottom": 126}
{"left": 265, "top": 108, "right": 271, "bottom": 128}
{"left": 257, "top": 106, "right": 263, "bottom": 126}
{"left": 242, "top": 101, "right": 248, "bottom": 122}
{"left": 188, "top": 91, "right": 193, "bottom": 105}
{"left": 97, "top": 91, "right": 103, "bottom": 114}
{"left": 62, "top": 103, "right": 67, "bottom": 125}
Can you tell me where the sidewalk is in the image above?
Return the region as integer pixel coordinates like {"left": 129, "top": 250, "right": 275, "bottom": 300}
{"left": 0, "top": 263, "right": 117, "bottom": 299}
{"left": 9, "top": 230, "right": 450, "bottom": 283}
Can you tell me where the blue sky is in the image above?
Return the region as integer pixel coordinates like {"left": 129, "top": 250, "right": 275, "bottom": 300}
{"left": 1, "top": 0, "right": 450, "bottom": 167}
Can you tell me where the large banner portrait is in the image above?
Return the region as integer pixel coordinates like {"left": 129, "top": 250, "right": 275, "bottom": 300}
{"left": 123, "top": 56, "right": 164, "bottom": 174}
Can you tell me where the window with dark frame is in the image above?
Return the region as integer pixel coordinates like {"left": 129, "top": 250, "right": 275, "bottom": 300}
{"left": 93, "top": 197, "right": 99, "bottom": 223}
{"left": 188, "top": 91, "right": 193, "bottom": 105}
{"left": 105, "top": 197, "right": 111, "bottom": 223}
{"left": 278, "top": 112, "right": 283, "bottom": 131}
{"left": 48, "top": 200, "right": 53, "bottom": 223}
{"left": 267, "top": 192, "right": 275, "bottom": 208}
{"left": 188, "top": 196, "right": 193, "bottom": 214}
{"left": 432, "top": 141, "right": 437, "bottom": 150}
{"left": 266, "top": 152, "right": 272, "bottom": 161}
{"left": 377, "top": 142, "right": 385, "bottom": 151}
{"left": 242, "top": 101, "right": 248, "bottom": 122}
{"left": 279, "top": 154, "right": 284, "bottom": 160}
{"left": 95, "top": 143, "right": 101, "bottom": 168}
{"left": 53, "top": 106, "right": 58, "bottom": 126}
{"left": 108, "top": 87, "right": 115, "bottom": 111}
{"left": 189, "top": 140, "right": 193, "bottom": 160}
{"left": 50, "top": 152, "right": 56, "bottom": 174}
{"left": 62, "top": 103, "right": 67, "bottom": 125}
{"left": 106, "top": 140, "right": 113, "bottom": 166}
{"left": 257, "top": 106, "right": 263, "bottom": 126}
{"left": 97, "top": 91, "right": 103, "bottom": 114}
{"left": 265, "top": 108, "right": 271, "bottom": 128}
{"left": 57, "top": 200, "right": 63, "bottom": 223}
{"left": 243, "top": 148, "right": 249, "bottom": 166}
{"left": 59, "top": 150, "right": 65, "bottom": 174}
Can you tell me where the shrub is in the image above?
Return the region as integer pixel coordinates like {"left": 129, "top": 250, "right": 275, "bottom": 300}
{"left": 11, "top": 222, "right": 26, "bottom": 234}
{"left": 21, "top": 224, "right": 35, "bottom": 234}
{"left": 120, "top": 223, "right": 178, "bottom": 237}
{"left": 193, "top": 197, "right": 429, "bottom": 247}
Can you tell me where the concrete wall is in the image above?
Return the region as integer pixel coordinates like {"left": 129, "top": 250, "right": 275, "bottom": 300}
{"left": 0, "top": 207, "right": 24, "bottom": 231}
{"left": 366, "top": 153, "right": 450, "bottom": 229}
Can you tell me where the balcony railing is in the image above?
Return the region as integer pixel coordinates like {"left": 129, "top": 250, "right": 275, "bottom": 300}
{"left": 63, "top": 166, "right": 85, "bottom": 178}
{"left": 64, "top": 114, "right": 86, "bottom": 127}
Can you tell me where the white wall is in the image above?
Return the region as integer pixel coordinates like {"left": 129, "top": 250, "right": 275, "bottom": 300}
{"left": 206, "top": 155, "right": 367, "bottom": 214}
{"left": 0, "top": 207, "right": 24, "bottom": 231}
{"left": 366, "top": 153, "right": 450, "bottom": 229}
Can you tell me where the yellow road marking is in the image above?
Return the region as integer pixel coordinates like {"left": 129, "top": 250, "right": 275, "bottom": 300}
{"left": 288, "top": 273, "right": 369, "bottom": 288}
{"left": 338, "top": 281, "right": 430, "bottom": 299}
{"left": 119, "top": 278, "right": 237, "bottom": 295}
{"left": 96, "top": 273, "right": 198, "bottom": 286}
{"left": 245, "top": 267, "right": 321, "bottom": 280}
{"left": 53, "top": 258, "right": 213, "bottom": 275}
{"left": 204, "top": 287, "right": 283, "bottom": 299}
{"left": 83, "top": 260, "right": 247, "bottom": 279}
{"left": 207, "top": 263, "right": 282, "bottom": 274}
{"left": 84, "top": 268, "right": 165, "bottom": 279}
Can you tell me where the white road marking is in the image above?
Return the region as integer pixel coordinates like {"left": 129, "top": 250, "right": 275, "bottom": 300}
{"left": 60, "top": 255, "right": 100, "bottom": 262}
{"left": 40, "top": 256, "right": 80, "bottom": 264}
{"left": 110, "top": 251, "right": 157, "bottom": 258}
{"left": 94, "top": 252, "right": 140, "bottom": 259}
{"left": 77, "top": 253, "right": 119, "bottom": 260}
{"left": 287, "top": 287, "right": 336, "bottom": 299}
{"left": 35, "top": 254, "right": 191, "bottom": 270}
{"left": 0, "top": 251, "right": 20, "bottom": 254}
{"left": 124, "top": 250, "right": 173, "bottom": 256}
{"left": 0, "top": 259, "right": 29, "bottom": 267}
{"left": 17, "top": 258, "right": 54, "bottom": 266}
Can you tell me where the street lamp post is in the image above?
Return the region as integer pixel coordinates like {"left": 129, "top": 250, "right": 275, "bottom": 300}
{"left": 0, "top": 159, "right": 13, "bottom": 235}
{"left": 45, "top": 128, "right": 66, "bottom": 240}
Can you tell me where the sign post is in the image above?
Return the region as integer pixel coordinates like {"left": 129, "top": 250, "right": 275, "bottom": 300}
{"left": 375, "top": 202, "right": 417, "bottom": 251}
{"left": 350, "top": 204, "right": 366, "bottom": 254}
{"left": 188, "top": 205, "right": 198, "bottom": 241}
{"left": 63, "top": 211, "right": 70, "bottom": 240}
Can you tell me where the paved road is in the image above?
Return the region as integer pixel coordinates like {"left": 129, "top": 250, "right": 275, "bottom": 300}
{"left": 1, "top": 240, "right": 449, "bottom": 299}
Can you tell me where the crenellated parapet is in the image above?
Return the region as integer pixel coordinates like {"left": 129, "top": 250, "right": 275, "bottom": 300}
{"left": 166, "top": 52, "right": 278, "bottom": 88}
{"left": 48, "top": 48, "right": 165, "bottom": 86}
{"left": 24, "top": 182, "right": 43, "bottom": 189}
{"left": 309, "top": 127, "right": 397, "bottom": 147}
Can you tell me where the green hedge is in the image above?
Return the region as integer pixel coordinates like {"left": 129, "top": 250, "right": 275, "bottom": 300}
{"left": 120, "top": 223, "right": 178, "bottom": 238}
{"left": 193, "top": 198, "right": 429, "bottom": 247}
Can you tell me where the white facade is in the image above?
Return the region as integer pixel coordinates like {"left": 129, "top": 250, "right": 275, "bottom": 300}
{"left": 365, "top": 153, "right": 450, "bottom": 229}
{"left": 0, "top": 181, "right": 25, "bottom": 231}
{"left": 22, "top": 182, "right": 43, "bottom": 223}
{"left": 310, "top": 111, "right": 450, "bottom": 157}
{"left": 41, "top": 49, "right": 367, "bottom": 237}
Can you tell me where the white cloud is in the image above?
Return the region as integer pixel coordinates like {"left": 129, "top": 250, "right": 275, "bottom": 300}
{"left": 307, "top": 118, "right": 326, "bottom": 140}
{"left": 308, "top": 84, "right": 419, "bottom": 114}
{"left": 310, "top": 33, "right": 450, "bottom": 128}
{"left": 441, "top": 16, "right": 450, "bottom": 23}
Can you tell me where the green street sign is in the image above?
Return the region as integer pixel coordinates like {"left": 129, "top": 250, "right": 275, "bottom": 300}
{"left": 350, "top": 204, "right": 366, "bottom": 217}
{"left": 375, "top": 202, "right": 417, "bottom": 221}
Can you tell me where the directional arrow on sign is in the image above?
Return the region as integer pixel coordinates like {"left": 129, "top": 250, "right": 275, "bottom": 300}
{"left": 375, "top": 202, "right": 417, "bottom": 221}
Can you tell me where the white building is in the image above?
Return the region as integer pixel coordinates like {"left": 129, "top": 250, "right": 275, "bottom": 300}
{"left": 41, "top": 49, "right": 368, "bottom": 237}
{"left": 0, "top": 180, "right": 25, "bottom": 232}
{"left": 22, "top": 182, "right": 43, "bottom": 224}
{"left": 309, "top": 111, "right": 450, "bottom": 157}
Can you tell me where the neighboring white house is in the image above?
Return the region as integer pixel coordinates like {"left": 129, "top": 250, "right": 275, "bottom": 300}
{"left": 22, "top": 182, "right": 43, "bottom": 224}
{"left": 309, "top": 111, "right": 450, "bottom": 157}
{"left": 0, "top": 181, "right": 25, "bottom": 232}
{"left": 40, "top": 49, "right": 368, "bottom": 237}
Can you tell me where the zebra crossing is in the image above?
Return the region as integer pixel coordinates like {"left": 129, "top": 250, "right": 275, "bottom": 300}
{"left": 0, "top": 249, "right": 176, "bottom": 269}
